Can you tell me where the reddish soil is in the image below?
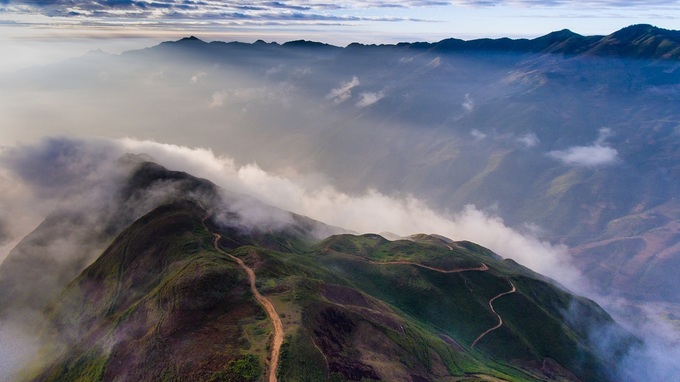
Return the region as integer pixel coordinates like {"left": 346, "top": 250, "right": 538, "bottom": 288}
{"left": 471, "top": 280, "right": 516, "bottom": 349}
{"left": 202, "top": 212, "right": 284, "bottom": 382}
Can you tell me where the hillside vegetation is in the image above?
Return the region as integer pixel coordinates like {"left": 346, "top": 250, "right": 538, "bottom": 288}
{"left": 14, "top": 163, "right": 635, "bottom": 382}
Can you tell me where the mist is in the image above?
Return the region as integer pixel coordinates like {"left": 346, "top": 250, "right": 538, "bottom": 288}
{"left": 0, "top": 136, "right": 580, "bottom": 287}
{"left": 0, "top": 136, "right": 582, "bottom": 380}
{"left": 2, "top": 33, "right": 680, "bottom": 379}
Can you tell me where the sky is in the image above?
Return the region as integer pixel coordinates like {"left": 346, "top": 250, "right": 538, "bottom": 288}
{"left": 1, "top": 0, "right": 679, "bottom": 72}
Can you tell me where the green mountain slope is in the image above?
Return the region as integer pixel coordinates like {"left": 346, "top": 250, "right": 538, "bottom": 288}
{"left": 15, "top": 163, "right": 634, "bottom": 382}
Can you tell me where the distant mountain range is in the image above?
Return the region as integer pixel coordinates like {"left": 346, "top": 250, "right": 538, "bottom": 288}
{"left": 159, "top": 24, "right": 680, "bottom": 60}
{"left": 125, "top": 25, "right": 680, "bottom": 307}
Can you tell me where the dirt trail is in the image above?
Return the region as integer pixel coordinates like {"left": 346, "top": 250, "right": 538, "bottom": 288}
{"left": 209, "top": 230, "right": 284, "bottom": 382}
{"left": 339, "top": 250, "right": 489, "bottom": 273}
{"left": 471, "top": 280, "right": 516, "bottom": 349}
{"left": 365, "top": 259, "right": 489, "bottom": 273}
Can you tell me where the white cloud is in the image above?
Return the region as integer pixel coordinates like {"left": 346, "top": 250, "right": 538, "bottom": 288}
{"left": 356, "top": 91, "right": 385, "bottom": 107}
{"left": 517, "top": 132, "right": 540, "bottom": 148}
{"left": 462, "top": 93, "right": 474, "bottom": 112}
{"left": 470, "top": 129, "right": 486, "bottom": 140}
{"left": 190, "top": 71, "right": 206, "bottom": 84}
{"left": 549, "top": 145, "right": 618, "bottom": 167}
{"left": 207, "top": 85, "right": 296, "bottom": 109}
{"left": 208, "top": 90, "right": 227, "bottom": 108}
{"left": 326, "top": 76, "right": 360, "bottom": 104}
{"left": 548, "top": 128, "right": 619, "bottom": 167}
{"left": 119, "top": 137, "right": 582, "bottom": 291}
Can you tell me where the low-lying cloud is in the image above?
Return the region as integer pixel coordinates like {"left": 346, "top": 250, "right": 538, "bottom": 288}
{"left": 118, "top": 137, "right": 582, "bottom": 289}
{"left": 0, "top": 136, "right": 582, "bottom": 290}
{"left": 517, "top": 132, "right": 540, "bottom": 148}
{"left": 356, "top": 91, "right": 385, "bottom": 107}
{"left": 327, "top": 76, "right": 360, "bottom": 104}
{"left": 462, "top": 93, "right": 474, "bottom": 112}
{"left": 548, "top": 128, "right": 619, "bottom": 166}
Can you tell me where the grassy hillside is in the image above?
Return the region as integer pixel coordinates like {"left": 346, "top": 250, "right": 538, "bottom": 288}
{"left": 17, "top": 199, "right": 633, "bottom": 382}
{"left": 10, "top": 162, "right": 634, "bottom": 382}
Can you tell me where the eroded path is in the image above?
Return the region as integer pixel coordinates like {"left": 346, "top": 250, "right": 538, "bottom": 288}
{"left": 471, "top": 280, "right": 516, "bottom": 349}
{"left": 207, "top": 227, "right": 284, "bottom": 382}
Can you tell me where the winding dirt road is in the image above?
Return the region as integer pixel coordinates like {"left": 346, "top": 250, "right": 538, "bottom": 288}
{"left": 365, "top": 259, "right": 489, "bottom": 273}
{"left": 471, "top": 280, "right": 516, "bottom": 349}
{"left": 208, "top": 230, "right": 284, "bottom": 382}
{"left": 356, "top": 254, "right": 513, "bottom": 351}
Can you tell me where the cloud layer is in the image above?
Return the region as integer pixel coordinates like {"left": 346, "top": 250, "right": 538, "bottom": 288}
{"left": 2, "top": 0, "right": 677, "bottom": 29}
{"left": 0, "top": 1, "right": 435, "bottom": 24}
{"left": 121, "top": 137, "right": 584, "bottom": 291}
{"left": 0, "top": 137, "right": 583, "bottom": 293}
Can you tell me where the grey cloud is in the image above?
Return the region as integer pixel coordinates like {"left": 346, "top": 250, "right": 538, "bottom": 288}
{"left": 6, "top": 0, "right": 680, "bottom": 15}
{"left": 2, "top": 0, "right": 439, "bottom": 23}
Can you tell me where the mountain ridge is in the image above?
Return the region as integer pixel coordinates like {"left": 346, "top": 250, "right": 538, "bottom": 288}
{"left": 7, "top": 161, "right": 636, "bottom": 382}
{"left": 158, "top": 24, "right": 680, "bottom": 60}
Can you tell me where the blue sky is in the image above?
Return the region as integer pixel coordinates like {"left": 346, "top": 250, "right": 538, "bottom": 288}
{"left": 0, "top": 1, "right": 679, "bottom": 71}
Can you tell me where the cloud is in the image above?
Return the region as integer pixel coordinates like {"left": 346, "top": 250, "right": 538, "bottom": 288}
{"left": 326, "top": 76, "right": 360, "bottom": 104}
{"left": 470, "top": 129, "right": 486, "bottom": 140}
{"left": 355, "top": 90, "right": 385, "bottom": 107}
{"left": 0, "top": 1, "right": 439, "bottom": 25}
{"left": 206, "top": 86, "right": 295, "bottom": 110}
{"left": 0, "top": 136, "right": 583, "bottom": 293}
{"left": 548, "top": 128, "right": 619, "bottom": 167}
{"left": 1, "top": 137, "right": 582, "bottom": 293}
{"left": 584, "top": 297, "right": 680, "bottom": 381}
{"left": 0, "top": 320, "right": 40, "bottom": 382}
{"left": 208, "top": 90, "right": 227, "bottom": 108}
{"left": 190, "top": 71, "right": 206, "bottom": 84}
{"left": 117, "top": 137, "right": 582, "bottom": 291}
{"left": 517, "top": 132, "right": 539, "bottom": 148}
{"left": 462, "top": 93, "right": 474, "bottom": 112}
{"left": 451, "top": 0, "right": 680, "bottom": 8}
{"left": 3, "top": 0, "right": 679, "bottom": 37}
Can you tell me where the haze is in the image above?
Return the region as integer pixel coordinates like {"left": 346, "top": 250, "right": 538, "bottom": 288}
{"left": 2, "top": 1, "right": 680, "bottom": 380}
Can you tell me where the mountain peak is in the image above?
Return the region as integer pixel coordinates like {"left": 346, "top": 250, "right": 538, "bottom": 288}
{"left": 178, "top": 35, "right": 205, "bottom": 43}
{"left": 282, "top": 40, "right": 338, "bottom": 50}
{"left": 548, "top": 29, "right": 579, "bottom": 38}
{"left": 587, "top": 24, "right": 680, "bottom": 59}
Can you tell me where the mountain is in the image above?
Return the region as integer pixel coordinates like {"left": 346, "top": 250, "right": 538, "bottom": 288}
{"left": 6, "top": 161, "right": 635, "bottom": 382}
{"left": 3, "top": 25, "right": 680, "bottom": 375}
{"left": 146, "top": 24, "right": 680, "bottom": 60}
{"left": 117, "top": 25, "right": 679, "bottom": 307}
